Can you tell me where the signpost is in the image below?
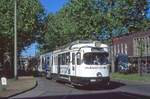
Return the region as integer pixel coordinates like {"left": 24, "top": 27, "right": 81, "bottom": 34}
{"left": 1, "top": 77, "right": 7, "bottom": 90}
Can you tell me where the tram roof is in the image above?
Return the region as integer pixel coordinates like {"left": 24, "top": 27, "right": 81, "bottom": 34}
{"left": 54, "top": 40, "right": 108, "bottom": 51}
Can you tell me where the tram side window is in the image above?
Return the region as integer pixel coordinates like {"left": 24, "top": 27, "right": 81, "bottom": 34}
{"left": 77, "top": 52, "right": 81, "bottom": 65}
{"left": 51, "top": 56, "right": 53, "bottom": 66}
{"left": 66, "top": 52, "right": 70, "bottom": 64}
{"left": 59, "top": 52, "right": 70, "bottom": 65}
{"left": 42, "top": 57, "right": 45, "bottom": 69}
{"left": 72, "top": 53, "right": 75, "bottom": 65}
{"left": 47, "top": 57, "right": 49, "bottom": 65}
{"left": 54, "top": 55, "right": 58, "bottom": 65}
{"left": 58, "top": 54, "right": 62, "bottom": 65}
{"left": 61, "top": 54, "right": 64, "bottom": 65}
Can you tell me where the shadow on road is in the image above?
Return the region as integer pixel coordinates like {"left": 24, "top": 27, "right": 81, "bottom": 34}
{"left": 72, "top": 81, "right": 126, "bottom": 90}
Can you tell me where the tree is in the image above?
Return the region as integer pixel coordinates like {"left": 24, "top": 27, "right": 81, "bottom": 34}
{"left": 0, "top": 0, "right": 46, "bottom": 54}
{"left": 66, "top": 0, "right": 102, "bottom": 39}
{"left": 41, "top": 0, "right": 105, "bottom": 52}
{"left": 0, "top": 0, "right": 46, "bottom": 77}
{"left": 17, "top": 0, "right": 46, "bottom": 54}
{"left": 41, "top": 0, "right": 150, "bottom": 52}
{"left": 0, "top": 0, "right": 16, "bottom": 75}
{"left": 97, "top": 0, "right": 149, "bottom": 39}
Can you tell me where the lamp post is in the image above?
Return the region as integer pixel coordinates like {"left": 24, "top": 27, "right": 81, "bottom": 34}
{"left": 14, "top": 0, "right": 17, "bottom": 79}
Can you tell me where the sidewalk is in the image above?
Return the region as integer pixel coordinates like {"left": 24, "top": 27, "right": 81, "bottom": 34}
{"left": 112, "top": 79, "right": 150, "bottom": 97}
{"left": 0, "top": 76, "right": 37, "bottom": 98}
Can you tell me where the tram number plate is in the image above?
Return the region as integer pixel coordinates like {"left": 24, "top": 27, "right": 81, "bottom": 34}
{"left": 90, "top": 79, "right": 96, "bottom": 82}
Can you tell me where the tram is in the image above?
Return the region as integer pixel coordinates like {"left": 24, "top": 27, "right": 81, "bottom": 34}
{"left": 39, "top": 40, "right": 110, "bottom": 86}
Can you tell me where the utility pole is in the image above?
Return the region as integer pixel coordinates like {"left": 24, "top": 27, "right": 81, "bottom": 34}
{"left": 110, "top": 33, "right": 115, "bottom": 73}
{"left": 111, "top": 41, "right": 115, "bottom": 73}
{"left": 14, "top": 0, "right": 17, "bottom": 79}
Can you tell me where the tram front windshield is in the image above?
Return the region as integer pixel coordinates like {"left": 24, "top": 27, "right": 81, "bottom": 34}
{"left": 83, "top": 52, "right": 109, "bottom": 65}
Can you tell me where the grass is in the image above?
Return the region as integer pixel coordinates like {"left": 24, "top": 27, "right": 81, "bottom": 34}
{"left": 111, "top": 73, "right": 150, "bottom": 82}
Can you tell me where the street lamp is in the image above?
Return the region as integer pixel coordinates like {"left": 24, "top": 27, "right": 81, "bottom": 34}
{"left": 14, "top": 0, "right": 17, "bottom": 79}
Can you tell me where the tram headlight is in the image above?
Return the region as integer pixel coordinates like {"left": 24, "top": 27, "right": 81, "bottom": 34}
{"left": 97, "top": 72, "right": 102, "bottom": 77}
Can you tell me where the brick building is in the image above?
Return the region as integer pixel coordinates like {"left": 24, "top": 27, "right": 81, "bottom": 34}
{"left": 111, "top": 30, "right": 150, "bottom": 72}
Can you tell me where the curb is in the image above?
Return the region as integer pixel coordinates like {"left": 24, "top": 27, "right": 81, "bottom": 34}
{"left": 121, "top": 92, "right": 150, "bottom": 99}
{"left": 111, "top": 79, "right": 150, "bottom": 85}
{"left": 111, "top": 80, "right": 150, "bottom": 98}
{"left": 7, "top": 80, "right": 38, "bottom": 98}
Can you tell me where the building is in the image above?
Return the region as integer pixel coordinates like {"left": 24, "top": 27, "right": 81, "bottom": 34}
{"left": 112, "top": 30, "right": 150, "bottom": 72}
{"left": 18, "top": 57, "right": 29, "bottom": 71}
{"left": 0, "top": 52, "right": 13, "bottom": 78}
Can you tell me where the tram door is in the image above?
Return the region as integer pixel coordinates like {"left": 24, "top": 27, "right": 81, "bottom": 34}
{"left": 71, "top": 53, "right": 76, "bottom": 76}
{"left": 58, "top": 55, "right": 61, "bottom": 74}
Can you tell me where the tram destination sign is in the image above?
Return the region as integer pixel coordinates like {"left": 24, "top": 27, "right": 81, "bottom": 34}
{"left": 91, "top": 47, "right": 105, "bottom": 52}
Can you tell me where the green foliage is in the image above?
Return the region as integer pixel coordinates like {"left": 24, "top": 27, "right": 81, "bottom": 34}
{"left": 17, "top": 0, "right": 46, "bottom": 53}
{"left": 0, "top": 0, "right": 46, "bottom": 54}
{"left": 66, "top": 0, "right": 102, "bottom": 39}
{"left": 98, "top": 0, "right": 149, "bottom": 38}
{"left": 0, "top": 0, "right": 14, "bottom": 38}
{"left": 40, "top": 0, "right": 150, "bottom": 52}
{"left": 0, "top": 0, "right": 46, "bottom": 71}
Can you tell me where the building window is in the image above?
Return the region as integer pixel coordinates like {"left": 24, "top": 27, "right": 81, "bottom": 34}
{"left": 125, "top": 43, "right": 127, "bottom": 54}
{"left": 148, "top": 36, "right": 150, "bottom": 55}
{"left": 136, "top": 38, "right": 139, "bottom": 56}
{"left": 135, "top": 38, "right": 137, "bottom": 56}
{"left": 113, "top": 45, "right": 116, "bottom": 56}
{"left": 145, "top": 37, "right": 148, "bottom": 56}
{"left": 136, "top": 38, "right": 146, "bottom": 56}
{"left": 117, "top": 44, "right": 120, "bottom": 54}
{"left": 121, "top": 43, "right": 123, "bottom": 54}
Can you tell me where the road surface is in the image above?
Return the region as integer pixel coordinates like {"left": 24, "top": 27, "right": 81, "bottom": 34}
{"left": 11, "top": 77, "right": 150, "bottom": 99}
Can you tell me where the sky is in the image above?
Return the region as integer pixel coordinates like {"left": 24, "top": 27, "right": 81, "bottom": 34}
{"left": 40, "top": 0, "right": 68, "bottom": 14}
{"left": 21, "top": 0, "right": 67, "bottom": 57}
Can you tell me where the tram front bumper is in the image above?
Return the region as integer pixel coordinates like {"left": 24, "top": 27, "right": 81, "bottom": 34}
{"left": 71, "top": 76, "right": 110, "bottom": 85}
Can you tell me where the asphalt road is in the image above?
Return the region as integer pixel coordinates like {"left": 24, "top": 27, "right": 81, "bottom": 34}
{"left": 11, "top": 77, "right": 150, "bottom": 99}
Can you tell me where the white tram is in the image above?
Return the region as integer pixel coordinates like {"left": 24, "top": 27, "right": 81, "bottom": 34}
{"left": 39, "top": 40, "right": 110, "bottom": 86}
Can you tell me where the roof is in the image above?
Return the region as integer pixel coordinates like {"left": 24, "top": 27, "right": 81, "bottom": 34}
{"left": 53, "top": 40, "right": 108, "bottom": 53}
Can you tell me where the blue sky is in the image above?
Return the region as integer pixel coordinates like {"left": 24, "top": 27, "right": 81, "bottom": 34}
{"left": 40, "top": 0, "right": 68, "bottom": 14}
{"left": 21, "top": 0, "right": 67, "bottom": 57}
{"left": 21, "top": 43, "right": 38, "bottom": 57}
